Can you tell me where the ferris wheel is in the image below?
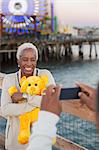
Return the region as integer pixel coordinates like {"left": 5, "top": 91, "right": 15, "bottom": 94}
{"left": 1, "top": 0, "right": 48, "bottom": 32}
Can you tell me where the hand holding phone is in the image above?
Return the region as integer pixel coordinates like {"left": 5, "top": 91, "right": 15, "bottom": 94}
{"left": 59, "top": 87, "right": 81, "bottom": 100}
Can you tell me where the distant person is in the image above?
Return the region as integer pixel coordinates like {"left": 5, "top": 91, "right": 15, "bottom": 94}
{"left": 1, "top": 43, "right": 55, "bottom": 150}
{"left": 27, "top": 85, "right": 62, "bottom": 150}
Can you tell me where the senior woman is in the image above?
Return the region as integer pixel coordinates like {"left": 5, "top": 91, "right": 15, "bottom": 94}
{"left": 1, "top": 43, "right": 55, "bottom": 150}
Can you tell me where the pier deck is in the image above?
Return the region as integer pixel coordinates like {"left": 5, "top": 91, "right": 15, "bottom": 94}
{"left": 0, "top": 35, "right": 99, "bottom": 63}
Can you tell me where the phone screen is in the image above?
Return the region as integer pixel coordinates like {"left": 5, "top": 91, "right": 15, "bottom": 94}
{"left": 59, "top": 87, "right": 81, "bottom": 100}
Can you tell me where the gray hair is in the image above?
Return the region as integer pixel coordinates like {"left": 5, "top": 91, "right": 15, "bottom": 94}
{"left": 16, "top": 43, "right": 38, "bottom": 60}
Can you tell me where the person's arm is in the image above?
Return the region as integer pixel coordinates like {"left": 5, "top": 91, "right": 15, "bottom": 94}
{"left": 76, "top": 82, "right": 96, "bottom": 111}
{"left": 27, "top": 85, "right": 61, "bottom": 150}
{"left": 1, "top": 76, "right": 36, "bottom": 117}
{"left": 27, "top": 111, "right": 59, "bottom": 150}
{"left": 40, "top": 69, "right": 56, "bottom": 86}
{"left": 11, "top": 92, "right": 42, "bottom": 108}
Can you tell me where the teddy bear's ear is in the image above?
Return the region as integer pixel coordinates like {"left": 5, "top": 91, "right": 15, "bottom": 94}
{"left": 20, "top": 80, "right": 28, "bottom": 93}
{"left": 40, "top": 75, "right": 48, "bottom": 85}
{"left": 20, "top": 76, "right": 27, "bottom": 86}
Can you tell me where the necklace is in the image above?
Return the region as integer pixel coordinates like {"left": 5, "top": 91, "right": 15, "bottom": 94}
{"left": 16, "top": 68, "right": 38, "bottom": 87}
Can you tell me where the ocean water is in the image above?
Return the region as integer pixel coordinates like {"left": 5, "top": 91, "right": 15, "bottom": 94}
{"left": 39, "top": 44, "right": 99, "bottom": 88}
{"left": 0, "top": 44, "right": 99, "bottom": 149}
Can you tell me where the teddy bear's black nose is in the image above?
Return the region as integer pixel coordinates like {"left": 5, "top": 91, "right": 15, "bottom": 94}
{"left": 35, "top": 84, "right": 37, "bottom": 86}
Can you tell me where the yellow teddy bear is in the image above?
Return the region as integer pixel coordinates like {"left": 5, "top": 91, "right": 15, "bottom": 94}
{"left": 8, "top": 75, "right": 48, "bottom": 144}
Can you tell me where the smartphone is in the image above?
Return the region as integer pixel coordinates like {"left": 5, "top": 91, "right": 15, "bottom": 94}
{"left": 59, "top": 87, "right": 81, "bottom": 100}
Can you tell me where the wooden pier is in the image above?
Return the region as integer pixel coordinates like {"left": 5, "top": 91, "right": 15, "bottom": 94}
{"left": 0, "top": 34, "right": 99, "bottom": 64}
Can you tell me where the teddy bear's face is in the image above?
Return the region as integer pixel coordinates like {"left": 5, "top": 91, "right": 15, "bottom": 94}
{"left": 20, "top": 75, "right": 48, "bottom": 96}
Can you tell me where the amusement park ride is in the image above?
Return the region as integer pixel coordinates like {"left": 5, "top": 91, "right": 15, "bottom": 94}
{"left": 0, "top": 0, "right": 57, "bottom": 38}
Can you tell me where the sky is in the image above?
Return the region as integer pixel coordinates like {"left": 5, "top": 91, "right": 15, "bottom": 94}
{"left": 53, "top": 0, "right": 99, "bottom": 27}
